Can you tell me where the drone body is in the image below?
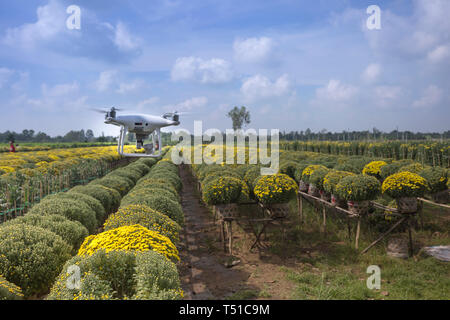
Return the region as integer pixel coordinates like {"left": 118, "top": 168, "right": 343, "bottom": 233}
{"left": 99, "top": 107, "right": 180, "bottom": 157}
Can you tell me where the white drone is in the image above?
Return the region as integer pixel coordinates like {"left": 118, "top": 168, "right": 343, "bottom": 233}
{"left": 94, "top": 107, "right": 180, "bottom": 157}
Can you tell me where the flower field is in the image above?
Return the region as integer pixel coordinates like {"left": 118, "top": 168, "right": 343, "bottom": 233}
{"left": 0, "top": 142, "right": 448, "bottom": 300}
{"left": 0, "top": 145, "right": 142, "bottom": 221}
{"left": 0, "top": 146, "right": 186, "bottom": 300}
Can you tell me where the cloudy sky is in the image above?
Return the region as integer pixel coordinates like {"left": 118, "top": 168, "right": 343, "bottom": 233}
{"left": 0, "top": 0, "right": 449, "bottom": 137}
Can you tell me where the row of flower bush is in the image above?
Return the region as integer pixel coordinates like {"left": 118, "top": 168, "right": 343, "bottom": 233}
{"left": 0, "top": 154, "right": 159, "bottom": 299}
{"left": 47, "top": 151, "right": 185, "bottom": 300}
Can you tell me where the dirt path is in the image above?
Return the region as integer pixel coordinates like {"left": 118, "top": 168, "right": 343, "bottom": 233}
{"left": 177, "top": 165, "right": 296, "bottom": 300}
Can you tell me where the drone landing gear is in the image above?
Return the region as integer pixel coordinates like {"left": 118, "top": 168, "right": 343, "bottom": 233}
{"left": 117, "top": 126, "right": 162, "bottom": 158}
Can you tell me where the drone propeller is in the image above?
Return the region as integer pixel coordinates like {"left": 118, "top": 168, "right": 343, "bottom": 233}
{"left": 90, "top": 107, "right": 123, "bottom": 114}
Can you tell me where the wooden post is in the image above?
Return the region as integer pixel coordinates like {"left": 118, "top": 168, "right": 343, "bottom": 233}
{"left": 221, "top": 220, "right": 226, "bottom": 252}
{"left": 298, "top": 194, "right": 303, "bottom": 223}
{"left": 355, "top": 216, "right": 361, "bottom": 250}
{"left": 228, "top": 220, "right": 233, "bottom": 255}
{"left": 322, "top": 206, "right": 327, "bottom": 233}
{"left": 347, "top": 217, "right": 352, "bottom": 240}
{"left": 408, "top": 217, "right": 414, "bottom": 257}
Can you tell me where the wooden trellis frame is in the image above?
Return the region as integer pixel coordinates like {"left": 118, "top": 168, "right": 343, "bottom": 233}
{"left": 297, "top": 191, "right": 418, "bottom": 256}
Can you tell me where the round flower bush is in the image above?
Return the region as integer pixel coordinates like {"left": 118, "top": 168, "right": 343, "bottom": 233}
{"left": 103, "top": 205, "right": 181, "bottom": 244}
{"left": 1, "top": 214, "right": 88, "bottom": 253}
{"left": 27, "top": 197, "right": 97, "bottom": 234}
{"left": 135, "top": 178, "right": 179, "bottom": 198}
{"left": 419, "top": 167, "right": 448, "bottom": 194}
{"left": 126, "top": 187, "right": 180, "bottom": 204}
{"left": 46, "top": 192, "right": 106, "bottom": 226}
{"left": 0, "top": 275, "right": 23, "bottom": 300}
{"left": 244, "top": 166, "right": 263, "bottom": 190}
{"left": 120, "top": 194, "right": 184, "bottom": 225}
{"left": 98, "top": 186, "right": 122, "bottom": 213}
{"left": 309, "top": 167, "right": 330, "bottom": 191}
{"left": 202, "top": 176, "right": 243, "bottom": 205}
{"left": 279, "top": 161, "right": 300, "bottom": 180}
{"left": 362, "top": 161, "right": 387, "bottom": 179}
{"left": 108, "top": 167, "right": 142, "bottom": 184}
{"left": 382, "top": 172, "right": 428, "bottom": 198}
{"left": 78, "top": 224, "right": 179, "bottom": 262}
{"left": 201, "top": 170, "right": 242, "bottom": 189}
{"left": 380, "top": 160, "right": 415, "bottom": 180}
{"left": 136, "top": 157, "right": 158, "bottom": 169}
{"left": 323, "top": 170, "right": 355, "bottom": 195}
{"left": 294, "top": 163, "right": 309, "bottom": 183}
{"left": 146, "top": 171, "right": 182, "bottom": 192}
{"left": 254, "top": 174, "right": 298, "bottom": 204}
{"left": 48, "top": 250, "right": 182, "bottom": 300}
{"left": 301, "top": 165, "right": 328, "bottom": 184}
{"left": 69, "top": 184, "right": 114, "bottom": 214}
{"left": 150, "top": 161, "right": 178, "bottom": 175}
{"left": 0, "top": 224, "right": 72, "bottom": 297}
{"left": 335, "top": 174, "right": 381, "bottom": 201}
{"left": 397, "top": 163, "right": 424, "bottom": 174}
{"left": 90, "top": 175, "right": 134, "bottom": 196}
{"left": 128, "top": 162, "right": 151, "bottom": 176}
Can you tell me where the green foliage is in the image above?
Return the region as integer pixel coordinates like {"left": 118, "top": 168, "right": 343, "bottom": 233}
{"left": 120, "top": 194, "right": 184, "bottom": 226}
{"left": 135, "top": 178, "right": 179, "bottom": 198}
{"left": 145, "top": 171, "right": 182, "bottom": 192}
{"left": 254, "top": 174, "right": 298, "bottom": 204}
{"left": 335, "top": 174, "right": 381, "bottom": 201}
{"left": 47, "top": 250, "right": 182, "bottom": 300}
{"left": 323, "top": 170, "right": 355, "bottom": 195}
{"left": 133, "top": 251, "right": 182, "bottom": 300}
{"left": 397, "top": 163, "right": 425, "bottom": 174}
{"left": 0, "top": 224, "right": 71, "bottom": 297}
{"left": 279, "top": 161, "right": 300, "bottom": 180}
{"left": 309, "top": 167, "right": 330, "bottom": 190}
{"left": 202, "top": 176, "right": 243, "bottom": 205}
{"left": 48, "top": 192, "right": 106, "bottom": 226}
{"left": 294, "top": 163, "right": 309, "bottom": 182}
{"left": 419, "top": 167, "right": 448, "bottom": 194}
{"left": 1, "top": 214, "right": 88, "bottom": 253}
{"left": 28, "top": 197, "right": 97, "bottom": 233}
{"left": 0, "top": 275, "right": 23, "bottom": 300}
{"left": 103, "top": 204, "right": 181, "bottom": 244}
{"left": 69, "top": 184, "right": 114, "bottom": 213}
{"left": 136, "top": 157, "right": 157, "bottom": 168}
{"left": 244, "top": 166, "right": 263, "bottom": 190}
{"left": 124, "top": 188, "right": 180, "bottom": 205}
{"left": 128, "top": 162, "right": 151, "bottom": 176}
{"left": 380, "top": 160, "right": 415, "bottom": 180}
{"left": 108, "top": 167, "right": 142, "bottom": 184}
{"left": 90, "top": 175, "right": 134, "bottom": 196}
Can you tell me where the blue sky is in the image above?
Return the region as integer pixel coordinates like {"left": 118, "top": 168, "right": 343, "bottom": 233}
{"left": 0, "top": 0, "right": 448, "bottom": 137}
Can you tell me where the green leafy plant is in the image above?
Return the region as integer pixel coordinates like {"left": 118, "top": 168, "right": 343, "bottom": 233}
{"left": 254, "top": 174, "right": 298, "bottom": 204}
{"left": 419, "top": 167, "right": 448, "bottom": 194}
{"left": 0, "top": 224, "right": 72, "bottom": 297}
{"left": 335, "top": 174, "right": 381, "bottom": 201}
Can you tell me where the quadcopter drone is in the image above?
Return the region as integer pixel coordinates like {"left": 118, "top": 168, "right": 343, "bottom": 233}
{"left": 95, "top": 107, "right": 180, "bottom": 157}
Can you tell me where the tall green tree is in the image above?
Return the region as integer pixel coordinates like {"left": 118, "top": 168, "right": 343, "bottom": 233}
{"left": 227, "top": 106, "right": 251, "bottom": 131}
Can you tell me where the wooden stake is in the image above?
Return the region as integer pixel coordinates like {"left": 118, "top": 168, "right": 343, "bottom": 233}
{"left": 355, "top": 217, "right": 361, "bottom": 250}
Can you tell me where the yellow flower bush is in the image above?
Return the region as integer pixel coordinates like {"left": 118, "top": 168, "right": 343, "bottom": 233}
{"left": 362, "top": 161, "right": 387, "bottom": 178}
{"left": 0, "top": 274, "right": 23, "bottom": 300}
{"left": 254, "top": 174, "right": 298, "bottom": 204}
{"left": 77, "top": 224, "right": 179, "bottom": 262}
{"left": 103, "top": 205, "right": 181, "bottom": 244}
{"left": 301, "top": 165, "right": 327, "bottom": 183}
{"left": 382, "top": 172, "right": 428, "bottom": 198}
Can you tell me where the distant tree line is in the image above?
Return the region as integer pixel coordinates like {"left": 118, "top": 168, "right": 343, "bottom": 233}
{"left": 280, "top": 128, "right": 450, "bottom": 142}
{"left": 0, "top": 129, "right": 117, "bottom": 143}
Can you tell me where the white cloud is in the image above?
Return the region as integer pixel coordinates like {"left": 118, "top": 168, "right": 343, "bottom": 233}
{"left": 315, "top": 80, "right": 358, "bottom": 102}
{"left": 427, "top": 45, "right": 450, "bottom": 63}
{"left": 233, "top": 37, "right": 274, "bottom": 63}
{"left": 136, "top": 97, "right": 160, "bottom": 111}
{"left": 171, "top": 57, "right": 233, "bottom": 83}
{"left": 3, "top": 0, "right": 66, "bottom": 48}
{"left": 412, "top": 85, "right": 443, "bottom": 108}
{"left": 362, "top": 63, "right": 381, "bottom": 83}
{"left": 94, "top": 70, "right": 117, "bottom": 92}
{"left": 113, "top": 21, "right": 141, "bottom": 52}
{"left": 163, "top": 96, "right": 208, "bottom": 112}
{"left": 241, "top": 74, "right": 290, "bottom": 102}
{"left": 117, "top": 79, "right": 146, "bottom": 94}
{"left": 375, "top": 86, "right": 402, "bottom": 100}
{"left": 41, "top": 81, "right": 79, "bottom": 97}
{"left": 0, "top": 68, "right": 14, "bottom": 88}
